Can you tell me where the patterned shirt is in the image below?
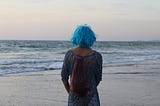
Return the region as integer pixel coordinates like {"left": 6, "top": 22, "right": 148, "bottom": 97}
{"left": 61, "top": 49, "right": 102, "bottom": 106}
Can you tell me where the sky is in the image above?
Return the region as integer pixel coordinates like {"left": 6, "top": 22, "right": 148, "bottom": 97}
{"left": 0, "top": 0, "right": 160, "bottom": 41}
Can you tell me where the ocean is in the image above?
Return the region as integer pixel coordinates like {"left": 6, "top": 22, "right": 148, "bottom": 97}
{"left": 0, "top": 40, "right": 160, "bottom": 75}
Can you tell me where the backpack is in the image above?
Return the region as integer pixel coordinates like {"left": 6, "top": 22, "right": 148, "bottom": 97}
{"left": 70, "top": 56, "right": 92, "bottom": 97}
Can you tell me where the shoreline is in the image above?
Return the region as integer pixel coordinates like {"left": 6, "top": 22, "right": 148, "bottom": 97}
{"left": 1, "top": 59, "right": 160, "bottom": 77}
{"left": 0, "top": 59, "right": 160, "bottom": 106}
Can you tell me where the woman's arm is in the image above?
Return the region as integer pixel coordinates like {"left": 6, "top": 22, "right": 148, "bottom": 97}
{"left": 62, "top": 78, "right": 70, "bottom": 93}
{"left": 95, "top": 53, "right": 103, "bottom": 87}
{"left": 61, "top": 50, "right": 71, "bottom": 93}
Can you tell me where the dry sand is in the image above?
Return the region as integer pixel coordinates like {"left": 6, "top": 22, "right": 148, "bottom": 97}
{"left": 0, "top": 60, "right": 160, "bottom": 106}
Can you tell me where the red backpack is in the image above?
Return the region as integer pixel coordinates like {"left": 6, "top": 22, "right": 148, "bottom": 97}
{"left": 70, "top": 56, "right": 92, "bottom": 97}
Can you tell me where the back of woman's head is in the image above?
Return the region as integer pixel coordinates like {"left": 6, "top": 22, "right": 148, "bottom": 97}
{"left": 71, "top": 25, "right": 96, "bottom": 48}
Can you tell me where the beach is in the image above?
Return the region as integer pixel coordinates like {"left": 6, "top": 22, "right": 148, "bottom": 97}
{"left": 0, "top": 60, "right": 160, "bottom": 106}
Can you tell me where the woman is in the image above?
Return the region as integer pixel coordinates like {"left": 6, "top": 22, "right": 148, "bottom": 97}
{"left": 61, "top": 25, "right": 102, "bottom": 106}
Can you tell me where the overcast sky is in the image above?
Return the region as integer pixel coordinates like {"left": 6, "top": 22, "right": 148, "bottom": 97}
{"left": 0, "top": 0, "right": 160, "bottom": 41}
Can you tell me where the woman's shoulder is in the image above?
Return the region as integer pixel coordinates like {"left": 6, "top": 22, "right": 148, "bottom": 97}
{"left": 65, "top": 49, "right": 73, "bottom": 56}
{"left": 93, "top": 50, "right": 102, "bottom": 57}
{"left": 65, "top": 49, "right": 102, "bottom": 59}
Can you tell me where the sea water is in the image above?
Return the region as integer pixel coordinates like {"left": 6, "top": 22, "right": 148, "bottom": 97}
{"left": 0, "top": 40, "right": 160, "bottom": 75}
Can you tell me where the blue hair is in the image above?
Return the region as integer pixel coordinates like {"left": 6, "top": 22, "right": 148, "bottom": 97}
{"left": 71, "top": 25, "right": 96, "bottom": 48}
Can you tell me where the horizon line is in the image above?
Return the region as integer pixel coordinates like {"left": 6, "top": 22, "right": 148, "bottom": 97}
{"left": 0, "top": 39, "right": 160, "bottom": 42}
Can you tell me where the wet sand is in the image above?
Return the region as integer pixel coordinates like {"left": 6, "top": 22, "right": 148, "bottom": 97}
{"left": 0, "top": 60, "right": 160, "bottom": 106}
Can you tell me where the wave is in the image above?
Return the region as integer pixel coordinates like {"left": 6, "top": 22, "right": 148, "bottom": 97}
{"left": 0, "top": 61, "right": 63, "bottom": 75}
{"left": 1, "top": 40, "right": 160, "bottom": 75}
{"left": 0, "top": 59, "right": 63, "bottom": 65}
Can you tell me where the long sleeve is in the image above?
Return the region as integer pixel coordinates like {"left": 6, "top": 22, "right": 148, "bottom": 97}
{"left": 95, "top": 53, "right": 103, "bottom": 82}
{"left": 61, "top": 51, "right": 70, "bottom": 83}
